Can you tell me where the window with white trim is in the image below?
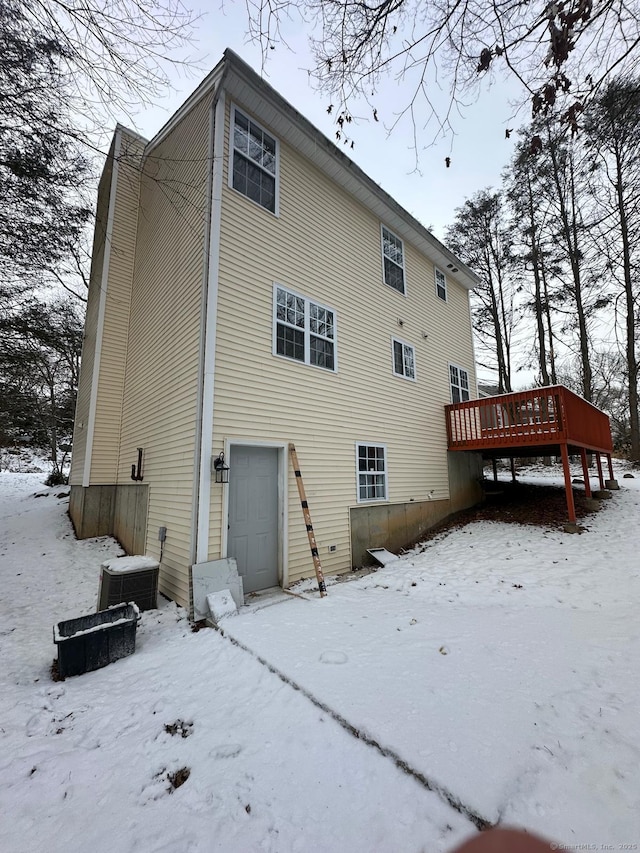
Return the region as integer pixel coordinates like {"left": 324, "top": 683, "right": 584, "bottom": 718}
{"left": 274, "top": 285, "right": 336, "bottom": 371}
{"left": 449, "top": 364, "right": 470, "bottom": 403}
{"left": 231, "top": 107, "right": 277, "bottom": 213}
{"left": 381, "top": 226, "right": 405, "bottom": 293}
{"left": 356, "top": 443, "right": 387, "bottom": 501}
{"left": 392, "top": 338, "right": 416, "bottom": 380}
{"left": 435, "top": 267, "right": 447, "bottom": 301}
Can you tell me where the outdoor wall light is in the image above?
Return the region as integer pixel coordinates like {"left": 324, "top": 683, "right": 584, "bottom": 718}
{"left": 213, "top": 451, "right": 230, "bottom": 484}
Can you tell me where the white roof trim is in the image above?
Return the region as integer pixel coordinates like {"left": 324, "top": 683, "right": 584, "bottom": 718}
{"left": 144, "top": 62, "right": 226, "bottom": 155}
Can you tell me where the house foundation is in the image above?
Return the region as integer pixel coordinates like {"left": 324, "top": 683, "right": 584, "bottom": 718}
{"left": 350, "top": 452, "right": 483, "bottom": 566}
{"left": 69, "top": 484, "right": 149, "bottom": 555}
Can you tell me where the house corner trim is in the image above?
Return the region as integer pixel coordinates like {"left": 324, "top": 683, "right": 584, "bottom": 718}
{"left": 195, "top": 91, "right": 226, "bottom": 563}
{"left": 82, "top": 129, "right": 122, "bottom": 488}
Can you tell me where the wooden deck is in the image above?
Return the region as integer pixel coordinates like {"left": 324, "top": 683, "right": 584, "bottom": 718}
{"left": 445, "top": 386, "right": 615, "bottom": 523}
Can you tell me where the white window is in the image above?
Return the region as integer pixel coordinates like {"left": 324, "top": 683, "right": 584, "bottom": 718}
{"left": 449, "top": 364, "right": 470, "bottom": 403}
{"left": 356, "top": 443, "right": 387, "bottom": 501}
{"left": 274, "top": 285, "right": 336, "bottom": 371}
{"left": 392, "top": 338, "right": 416, "bottom": 380}
{"left": 435, "top": 267, "right": 447, "bottom": 301}
{"left": 381, "top": 226, "right": 405, "bottom": 294}
{"left": 231, "top": 107, "right": 278, "bottom": 213}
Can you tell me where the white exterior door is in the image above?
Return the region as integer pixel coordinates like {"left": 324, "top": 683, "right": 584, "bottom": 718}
{"left": 227, "top": 445, "right": 279, "bottom": 593}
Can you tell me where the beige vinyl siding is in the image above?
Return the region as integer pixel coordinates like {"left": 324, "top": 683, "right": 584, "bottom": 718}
{"left": 117, "top": 97, "right": 212, "bottom": 607}
{"left": 89, "top": 130, "right": 145, "bottom": 484}
{"left": 209, "top": 100, "right": 476, "bottom": 582}
{"left": 69, "top": 154, "right": 115, "bottom": 486}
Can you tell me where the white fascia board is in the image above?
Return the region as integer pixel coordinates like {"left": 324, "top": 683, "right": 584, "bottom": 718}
{"left": 82, "top": 129, "right": 122, "bottom": 487}
{"left": 144, "top": 62, "right": 225, "bottom": 156}
{"left": 114, "top": 123, "right": 148, "bottom": 146}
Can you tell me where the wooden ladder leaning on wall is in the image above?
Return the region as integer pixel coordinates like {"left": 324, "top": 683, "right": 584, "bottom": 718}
{"left": 288, "top": 443, "right": 327, "bottom": 598}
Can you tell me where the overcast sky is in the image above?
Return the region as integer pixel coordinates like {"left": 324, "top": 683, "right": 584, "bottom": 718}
{"left": 132, "top": 3, "right": 527, "bottom": 242}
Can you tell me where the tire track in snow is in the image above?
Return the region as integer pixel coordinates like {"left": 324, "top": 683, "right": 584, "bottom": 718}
{"left": 219, "top": 627, "right": 493, "bottom": 832}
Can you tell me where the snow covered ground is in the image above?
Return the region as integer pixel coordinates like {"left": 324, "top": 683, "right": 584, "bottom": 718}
{"left": 1, "top": 466, "right": 639, "bottom": 852}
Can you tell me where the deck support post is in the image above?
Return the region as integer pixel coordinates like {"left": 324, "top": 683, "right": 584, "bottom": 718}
{"left": 560, "top": 444, "right": 577, "bottom": 523}
{"left": 595, "top": 453, "right": 605, "bottom": 489}
{"left": 606, "top": 454, "right": 614, "bottom": 479}
{"left": 580, "top": 448, "right": 592, "bottom": 497}
{"left": 492, "top": 459, "right": 498, "bottom": 483}
{"left": 510, "top": 458, "right": 516, "bottom": 482}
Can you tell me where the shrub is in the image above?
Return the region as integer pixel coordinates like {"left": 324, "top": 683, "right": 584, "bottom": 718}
{"left": 45, "top": 469, "right": 68, "bottom": 487}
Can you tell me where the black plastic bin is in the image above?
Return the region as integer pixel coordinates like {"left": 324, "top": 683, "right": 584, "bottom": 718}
{"left": 54, "top": 602, "right": 140, "bottom": 678}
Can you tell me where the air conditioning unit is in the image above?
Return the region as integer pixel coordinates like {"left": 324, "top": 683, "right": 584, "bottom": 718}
{"left": 97, "top": 556, "right": 160, "bottom": 612}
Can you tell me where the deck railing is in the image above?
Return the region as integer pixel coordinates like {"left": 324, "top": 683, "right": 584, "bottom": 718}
{"left": 445, "top": 385, "right": 613, "bottom": 454}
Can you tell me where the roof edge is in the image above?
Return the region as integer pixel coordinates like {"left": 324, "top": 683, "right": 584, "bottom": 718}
{"left": 144, "top": 60, "right": 226, "bottom": 155}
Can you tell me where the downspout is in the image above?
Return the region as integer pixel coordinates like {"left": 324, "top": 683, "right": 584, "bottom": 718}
{"left": 83, "top": 129, "right": 122, "bottom": 487}
{"left": 464, "top": 281, "right": 483, "bottom": 503}
{"left": 189, "top": 98, "right": 216, "bottom": 570}
{"left": 191, "top": 88, "right": 227, "bottom": 573}
{"left": 467, "top": 287, "right": 480, "bottom": 400}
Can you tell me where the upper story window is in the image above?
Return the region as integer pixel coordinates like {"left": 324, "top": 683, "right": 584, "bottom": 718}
{"left": 231, "top": 107, "right": 278, "bottom": 213}
{"left": 381, "top": 226, "right": 405, "bottom": 294}
{"left": 356, "top": 443, "right": 387, "bottom": 502}
{"left": 435, "top": 267, "right": 447, "bottom": 301}
{"left": 392, "top": 338, "right": 416, "bottom": 380}
{"left": 274, "top": 285, "right": 336, "bottom": 371}
{"left": 450, "top": 364, "right": 470, "bottom": 403}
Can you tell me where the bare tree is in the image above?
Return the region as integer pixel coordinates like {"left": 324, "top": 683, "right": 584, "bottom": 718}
{"left": 584, "top": 76, "right": 640, "bottom": 459}
{"left": 1, "top": 0, "right": 198, "bottom": 459}
{"left": 533, "top": 122, "right": 609, "bottom": 402}
{"left": 0, "top": 298, "right": 83, "bottom": 478}
{"left": 1, "top": 0, "right": 197, "bottom": 298}
{"left": 22, "top": 0, "right": 198, "bottom": 138}
{"left": 558, "top": 349, "right": 632, "bottom": 453}
{"left": 245, "top": 0, "right": 640, "bottom": 145}
{"left": 508, "top": 140, "right": 560, "bottom": 386}
{"left": 446, "top": 189, "right": 519, "bottom": 391}
{"left": 0, "top": 0, "right": 92, "bottom": 299}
